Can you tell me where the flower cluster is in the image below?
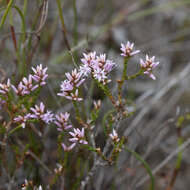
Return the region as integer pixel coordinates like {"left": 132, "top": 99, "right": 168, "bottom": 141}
{"left": 54, "top": 112, "right": 72, "bottom": 131}
{"left": 13, "top": 114, "right": 32, "bottom": 128}
{"left": 30, "top": 102, "right": 54, "bottom": 124}
{"left": 61, "top": 127, "right": 88, "bottom": 152}
{"left": 79, "top": 52, "right": 116, "bottom": 85}
{"left": 11, "top": 64, "right": 48, "bottom": 96}
{"left": 13, "top": 102, "right": 54, "bottom": 127}
{"left": 32, "top": 64, "right": 48, "bottom": 86}
{"left": 57, "top": 69, "right": 84, "bottom": 101}
{"left": 69, "top": 128, "right": 88, "bottom": 145}
{"left": 120, "top": 42, "right": 140, "bottom": 57}
{"left": 120, "top": 41, "right": 159, "bottom": 79}
{"left": 0, "top": 79, "right": 11, "bottom": 94}
{"left": 140, "top": 55, "right": 160, "bottom": 80}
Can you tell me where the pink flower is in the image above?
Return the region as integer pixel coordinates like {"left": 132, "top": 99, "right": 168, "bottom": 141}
{"left": 91, "top": 53, "right": 116, "bottom": 85}
{"left": 93, "top": 67, "right": 108, "bottom": 84}
{"left": 103, "top": 60, "right": 115, "bottom": 73}
{"left": 13, "top": 113, "right": 32, "bottom": 128}
{"left": 109, "top": 129, "right": 120, "bottom": 143}
{"left": 30, "top": 102, "right": 45, "bottom": 116}
{"left": 65, "top": 69, "right": 85, "bottom": 87}
{"left": 58, "top": 69, "right": 85, "bottom": 101}
{"left": 22, "top": 75, "right": 38, "bottom": 94}
{"left": 81, "top": 52, "right": 96, "bottom": 66}
{"left": 0, "top": 79, "right": 11, "bottom": 94}
{"left": 41, "top": 111, "right": 54, "bottom": 124}
{"left": 69, "top": 128, "right": 88, "bottom": 145}
{"left": 54, "top": 112, "right": 72, "bottom": 131}
{"left": 70, "top": 89, "right": 83, "bottom": 101}
{"left": 31, "top": 64, "right": 48, "bottom": 86}
{"left": 79, "top": 52, "right": 97, "bottom": 76}
{"left": 12, "top": 82, "right": 26, "bottom": 96}
{"left": 140, "top": 55, "right": 159, "bottom": 80}
{"left": 62, "top": 143, "right": 76, "bottom": 151}
{"left": 79, "top": 64, "right": 91, "bottom": 76}
{"left": 57, "top": 80, "right": 73, "bottom": 97}
{"left": 120, "top": 42, "right": 140, "bottom": 57}
{"left": 30, "top": 102, "right": 54, "bottom": 124}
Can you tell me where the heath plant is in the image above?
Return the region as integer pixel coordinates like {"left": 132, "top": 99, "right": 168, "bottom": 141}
{"left": 0, "top": 37, "right": 159, "bottom": 189}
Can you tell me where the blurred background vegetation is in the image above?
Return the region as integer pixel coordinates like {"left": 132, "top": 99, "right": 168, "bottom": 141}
{"left": 0, "top": 0, "right": 190, "bottom": 189}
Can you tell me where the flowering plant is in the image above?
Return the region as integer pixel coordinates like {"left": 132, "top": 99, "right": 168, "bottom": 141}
{"left": 0, "top": 38, "right": 160, "bottom": 189}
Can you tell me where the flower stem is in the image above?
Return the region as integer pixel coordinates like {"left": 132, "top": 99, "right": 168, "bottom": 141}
{"left": 8, "top": 125, "right": 22, "bottom": 136}
{"left": 122, "top": 57, "right": 129, "bottom": 81}
{"left": 125, "top": 70, "right": 143, "bottom": 80}
{"left": 73, "top": 100, "right": 80, "bottom": 118}
{"left": 97, "top": 81, "right": 118, "bottom": 110}
{"left": 118, "top": 58, "right": 129, "bottom": 104}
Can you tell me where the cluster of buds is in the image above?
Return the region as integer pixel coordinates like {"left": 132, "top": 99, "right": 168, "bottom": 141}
{"left": 109, "top": 129, "right": 120, "bottom": 143}
{"left": 79, "top": 52, "right": 116, "bottom": 85}
{"left": 54, "top": 112, "right": 72, "bottom": 131}
{"left": 57, "top": 69, "right": 84, "bottom": 101}
{"left": 0, "top": 79, "right": 11, "bottom": 94}
{"left": 11, "top": 64, "right": 48, "bottom": 96}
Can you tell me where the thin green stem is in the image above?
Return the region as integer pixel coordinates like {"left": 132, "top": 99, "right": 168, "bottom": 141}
{"left": 86, "top": 80, "right": 95, "bottom": 116}
{"left": 118, "top": 57, "right": 129, "bottom": 105}
{"left": 72, "top": 0, "right": 78, "bottom": 45}
{"left": 0, "top": 0, "right": 14, "bottom": 30}
{"left": 12, "top": 5, "right": 26, "bottom": 42}
{"left": 122, "top": 57, "right": 129, "bottom": 81}
{"left": 8, "top": 125, "right": 23, "bottom": 136}
{"left": 73, "top": 100, "right": 80, "bottom": 118}
{"left": 96, "top": 80, "right": 118, "bottom": 110}
{"left": 56, "top": 0, "right": 71, "bottom": 50}
{"left": 124, "top": 146, "right": 154, "bottom": 190}
{"left": 125, "top": 70, "right": 143, "bottom": 80}
{"left": 23, "top": 0, "right": 28, "bottom": 17}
